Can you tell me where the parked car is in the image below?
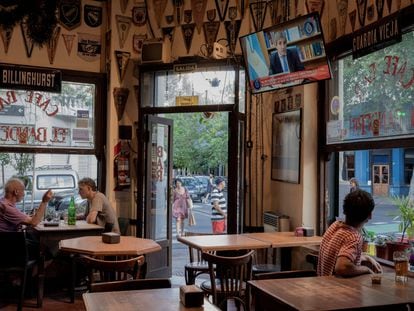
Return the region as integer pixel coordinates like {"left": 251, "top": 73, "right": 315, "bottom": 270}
{"left": 179, "top": 176, "right": 203, "bottom": 202}
{"left": 16, "top": 165, "right": 87, "bottom": 216}
{"left": 194, "top": 175, "right": 210, "bottom": 198}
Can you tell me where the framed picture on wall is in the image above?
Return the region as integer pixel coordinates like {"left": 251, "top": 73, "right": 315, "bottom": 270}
{"left": 271, "top": 109, "right": 302, "bottom": 183}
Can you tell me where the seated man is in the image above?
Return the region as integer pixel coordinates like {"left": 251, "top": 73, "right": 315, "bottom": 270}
{"left": 78, "top": 177, "right": 120, "bottom": 234}
{"left": 269, "top": 31, "right": 304, "bottom": 75}
{"left": 0, "top": 178, "right": 53, "bottom": 232}
{"left": 317, "top": 189, "right": 382, "bottom": 276}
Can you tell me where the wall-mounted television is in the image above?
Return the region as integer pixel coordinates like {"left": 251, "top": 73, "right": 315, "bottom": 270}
{"left": 239, "top": 12, "right": 331, "bottom": 94}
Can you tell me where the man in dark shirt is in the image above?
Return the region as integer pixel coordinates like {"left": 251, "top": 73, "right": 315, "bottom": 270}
{"left": 269, "top": 31, "right": 304, "bottom": 75}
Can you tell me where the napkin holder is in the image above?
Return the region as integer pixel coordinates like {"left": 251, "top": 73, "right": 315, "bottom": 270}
{"left": 180, "top": 285, "right": 204, "bottom": 307}
{"left": 102, "top": 232, "right": 120, "bottom": 244}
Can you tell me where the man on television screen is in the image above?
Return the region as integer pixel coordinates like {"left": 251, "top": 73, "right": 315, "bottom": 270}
{"left": 269, "top": 31, "right": 304, "bottom": 75}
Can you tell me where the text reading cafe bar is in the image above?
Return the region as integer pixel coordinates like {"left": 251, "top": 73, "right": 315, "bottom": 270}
{"left": 1, "top": 1, "right": 414, "bottom": 311}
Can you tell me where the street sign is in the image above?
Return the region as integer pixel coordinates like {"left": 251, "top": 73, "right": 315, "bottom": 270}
{"left": 0, "top": 105, "right": 24, "bottom": 116}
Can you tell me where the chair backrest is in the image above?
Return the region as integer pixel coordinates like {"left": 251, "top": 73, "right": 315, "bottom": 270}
{"left": 202, "top": 250, "right": 254, "bottom": 309}
{"left": 77, "top": 255, "right": 145, "bottom": 284}
{"left": 185, "top": 231, "right": 214, "bottom": 263}
{"left": 0, "top": 231, "right": 28, "bottom": 268}
{"left": 90, "top": 278, "right": 172, "bottom": 292}
{"left": 253, "top": 269, "right": 317, "bottom": 280}
{"left": 118, "top": 217, "right": 130, "bottom": 236}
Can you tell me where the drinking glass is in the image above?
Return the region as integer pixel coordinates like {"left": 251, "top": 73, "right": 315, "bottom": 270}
{"left": 393, "top": 251, "right": 409, "bottom": 283}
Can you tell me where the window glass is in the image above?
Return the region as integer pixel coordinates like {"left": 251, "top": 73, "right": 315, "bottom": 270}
{"left": 0, "top": 82, "right": 95, "bottom": 149}
{"left": 141, "top": 66, "right": 243, "bottom": 108}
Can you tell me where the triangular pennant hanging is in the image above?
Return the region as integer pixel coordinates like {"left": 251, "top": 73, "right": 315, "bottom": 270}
{"left": 181, "top": 23, "right": 195, "bottom": 54}
{"left": 249, "top": 1, "right": 267, "bottom": 32}
{"left": 349, "top": 9, "right": 357, "bottom": 32}
{"left": 224, "top": 20, "right": 241, "bottom": 54}
{"left": 305, "top": 0, "right": 325, "bottom": 16}
{"left": 116, "top": 15, "right": 132, "bottom": 49}
{"left": 367, "top": 1, "right": 374, "bottom": 22}
{"left": 162, "top": 26, "right": 175, "bottom": 42}
{"left": 0, "top": 26, "right": 13, "bottom": 54}
{"left": 356, "top": 0, "right": 367, "bottom": 27}
{"left": 62, "top": 33, "right": 75, "bottom": 56}
{"left": 268, "top": 0, "right": 281, "bottom": 26}
{"left": 215, "top": 0, "right": 230, "bottom": 21}
{"left": 376, "top": 0, "right": 385, "bottom": 19}
{"left": 113, "top": 88, "right": 129, "bottom": 121}
{"left": 152, "top": 0, "right": 167, "bottom": 28}
{"left": 115, "top": 50, "right": 130, "bottom": 83}
{"left": 337, "top": 0, "right": 348, "bottom": 36}
{"left": 47, "top": 26, "right": 61, "bottom": 64}
{"left": 121, "top": 0, "right": 129, "bottom": 14}
{"left": 20, "top": 21, "right": 34, "bottom": 58}
{"left": 192, "top": 0, "right": 208, "bottom": 34}
{"left": 203, "top": 21, "right": 220, "bottom": 55}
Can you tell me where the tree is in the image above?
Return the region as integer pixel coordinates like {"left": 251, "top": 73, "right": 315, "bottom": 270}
{"left": 11, "top": 153, "right": 34, "bottom": 177}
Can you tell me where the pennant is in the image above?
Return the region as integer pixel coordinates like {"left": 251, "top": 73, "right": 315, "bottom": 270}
{"left": 152, "top": 0, "right": 167, "bottom": 28}
{"left": 305, "top": 0, "right": 325, "bottom": 16}
{"left": 349, "top": 9, "right": 357, "bottom": 32}
{"left": 356, "top": 0, "right": 367, "bottom": 27}
{"left": 0, "top": 26, "right": 13, "bottom": 54}
{"left": 77, "top": 32, "right": 101, "bottom": 62}
{"left": 162, "top": 26, "right": 175, "bottom": 41}
{"left": 133, "top": 34, "right": 146, "bottom": 56}
{"left": 116, "top": 15, "right": 132, "bottom": 49}
{"left": 329, "top": 18, "right": 337, "bottom": 41}
{"left": 386, "top": 0, "right": 392, "bottom": 12}
{"left": 337, "top": 0, "right": 348, "bottom": 36}
{"left": 181, "top": 24, "right": 195, "bottom": 54}
{"left": 367, "top": 1, "right": 374, "bottom": 21}
{"left": 121, "top": 0, "right": 129, "bottom": 14}
{"left": 115, "top": 50, "right": 130, "bottom": 83}
{"left": 206, "top": 9, "right": 216, "bottom": 22}
{"left": 192, "top": 0, "right": 207, "bottom": 34}
{"left": 59, "top": 0, "right": 81, "bottom": 31}
{"left": 165, "top": 15, "right": 174, "bottom": 24}
{"left": 133, "top": 3, "right": 147, "bottom": 26}
{"left": 62, "top": 33, "right": 75, "bottom": 55}
{"left": 249, "top": 1, "right": 267, "bottom": 32}
{"left": 174, "top": 0, "right": 184, "bottom": 24}
{"left": 184, "top": 10, "right": 192, "bottom": 24}
{"left": 224, "top": 20, "right": 241, "bottom": 54}
{"left": 113, "top": 88, "right": 129, "bottom": 121}
{"left": 84, "top": 4, "right": 102, "bottom": 28}
{"left": 20, "top": 21, "right": 34, "bottom": 58}
{"left": 203, "top": 21, "right": 220, "bottom": 55}
{"left": 376, "top": 0, "right": 385, "bottom": 19}
{"left": 47, "top": 26, "right": 61, "bottom": 64}
{"left": 215, "top": 0, "right": 230, "bottom": 21}
{"left": 269, "top": 0, "right": 281, "bottom": 26}
{"left": 228, "top": 6, "right": 238, "bottom": 20}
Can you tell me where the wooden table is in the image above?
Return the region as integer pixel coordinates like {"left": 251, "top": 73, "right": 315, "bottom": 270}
{"left": 177, "top": 234, "right": 271, "bottom": 252}
{"left": 249, "top": 273, "right": 414, "bottom": 310}
{"left": 60, "top": 235, "right": 161, "bottom": 302}
{"left": 244, "top": 232, "right": 322, "bottom": 270}
{"left": 83, "top": 287, "right": 219, "bottom": 311}
{"left": 59, "top": 235, "right": 162, "bottom": 256}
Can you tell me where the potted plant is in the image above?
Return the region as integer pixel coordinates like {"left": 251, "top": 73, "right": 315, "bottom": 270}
{"left": 362, "top": 228, "right": 375, "bottom": 254}
{"left": 374, "top": 234, "right": 391, "bottom": 260}
{"left": 386, "top": 195, "right": 414, "bottom": 259}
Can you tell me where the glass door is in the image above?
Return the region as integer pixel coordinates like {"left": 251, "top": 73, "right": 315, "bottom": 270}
{"left": 372, "top": 164, "right": 389, "bottom": 196}
{"left": 143, "top": 115, "right": 173, "bottom": 278}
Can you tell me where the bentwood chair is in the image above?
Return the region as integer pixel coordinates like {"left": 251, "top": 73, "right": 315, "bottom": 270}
{"left": 0, "top": 231, "right": 44, "bottom": 311}
{"left": 184, "top": 231, "right": 214, "bottom": 285}
{"left": 201, "top": 250, "right": 254, "bottom": 311}
{"left": 77, "top": 254, "right": 147, "bottom": 291}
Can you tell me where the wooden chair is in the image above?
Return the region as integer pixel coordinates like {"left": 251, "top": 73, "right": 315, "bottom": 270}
{"left": 90, "top": 277, "right": 171, "bottom": 292}
{"left": 0, "top": 231, "right": 44, "bottom": 311}
{"left": 77, "top": 254, "right": 147, "bottom": 291}
{"left": 184, "top": 231, "right": 214, "bottom": 285}
{"left": 201, "top": 250, "right": 254, "bottom": 311}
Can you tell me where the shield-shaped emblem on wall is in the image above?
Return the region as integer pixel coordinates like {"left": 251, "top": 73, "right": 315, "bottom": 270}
{"left": 132, "top": 5, "right": 147, "bottom": 26}
{"left": 84, "top": 5, "right": 102, "bottom": 28}
{"left": 59, "top": 0, "right": 81, "bottom": 31}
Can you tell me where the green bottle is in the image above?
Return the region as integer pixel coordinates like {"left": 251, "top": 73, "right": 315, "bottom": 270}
{"left": 68, "top": 196, "right": 76, "bottom": 225}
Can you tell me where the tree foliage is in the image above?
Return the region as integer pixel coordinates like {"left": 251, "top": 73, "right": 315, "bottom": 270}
{"left": 171, "top": 112, "right": 228, "bottom": 173}
{"left": 11, "top": 153, "right": 33, "bottom": 177}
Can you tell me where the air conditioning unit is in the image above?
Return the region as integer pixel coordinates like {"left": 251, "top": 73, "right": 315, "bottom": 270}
{"left": 263, "top": 211, "right": 290, "bottom": 232}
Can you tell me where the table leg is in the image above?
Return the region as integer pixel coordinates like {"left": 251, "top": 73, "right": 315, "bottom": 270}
{"left": 280, "top": 247, "right": 292, "bottom": 271}
{"left": 70, "top": 254, "right": 76, "bottom": 303}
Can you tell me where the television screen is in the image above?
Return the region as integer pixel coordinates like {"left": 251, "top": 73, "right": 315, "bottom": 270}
{"left": 239, "top": 12, "right": 331, "bottom": 94}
